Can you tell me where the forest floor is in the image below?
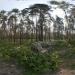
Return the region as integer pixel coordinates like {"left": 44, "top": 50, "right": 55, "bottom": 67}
{"left": 0, "top": 40, "right": 75, "bottom": 75}
{"left": 0, "top": 58, "right": 75, "bottom": 75}
{"left": 0, "top": 59, "right": 23, "bottom": 75}
{"left": 57, "top": 68, "right": 75, "bottom": 75}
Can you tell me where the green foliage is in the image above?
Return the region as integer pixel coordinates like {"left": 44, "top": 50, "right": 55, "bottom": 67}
{"left": 1, "top": 39, "right": 75, "bottom": 74}
{"left": 15, "top": 48, "right": 60, "bottom": 75}
{"left": 68, "top": 39, "right": 75, "bottom": 47}
{"left": 53, "top": 40, "right": 69, "bottom": 49}
{"left": 62, "top": 48, "right": 75, "bottom": 59}
{"left": 69, "top": 64, "right": 75, "bottom": 69}
{"left": 19, "top": 52, "right": 60, "bottom": 74}
{"left": 56, "top": 40, "right": 68, "bottom": 47}
{"left": 0, "top": 42, "right": 60, "bottom": 75}
{"left": 58, "top": 47, "right": 75, "bottom": 69}
{"left": 51, "top": 51, "right": 61, "bottom": 68}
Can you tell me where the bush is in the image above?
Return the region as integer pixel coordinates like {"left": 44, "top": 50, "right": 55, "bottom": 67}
{"left": 63, "top": 48, "right": 75, "bottom": 59}
{"left": 68, "top": 39, "right": 75, "bottom": 47}
{"left": 54, "top": 40, "right": 69, "bottom": 49}
{"left": 0, "top": 44, "right": 60, "bottom": 75}
{"left": 17, "top": 51, "right": 60, "bottom": 75}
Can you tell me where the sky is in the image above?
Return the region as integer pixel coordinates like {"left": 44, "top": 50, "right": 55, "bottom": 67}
{"left": 0, "top": 0, "right": 75, "bottom": 18}
{"left": 0, "top": 0, "right": 74, "bottom": 11}
{"left": 0, "top": 0, "right": 74, "bottom": 29}
{"left": 0, "top": 0, "right": 48, "bottom": 11}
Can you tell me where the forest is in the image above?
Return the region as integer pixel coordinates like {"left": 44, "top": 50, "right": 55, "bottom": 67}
{"left": 0, "top": 0, "right": 75, "bottom": 75}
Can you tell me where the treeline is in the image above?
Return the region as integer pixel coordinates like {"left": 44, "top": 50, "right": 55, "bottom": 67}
{"left": 0, "top": 0, "right": 75, "bottom": 44}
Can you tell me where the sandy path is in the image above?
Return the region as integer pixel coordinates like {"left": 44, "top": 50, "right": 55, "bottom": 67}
{"left": 57, "top": 68, "right": 75, "bottom": 75}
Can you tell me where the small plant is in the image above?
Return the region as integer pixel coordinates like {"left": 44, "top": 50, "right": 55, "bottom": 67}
{"left": 68, "top": 39, "right": 75, "bottom": 47}
{"left": 17, "top": 51, "right": 60, "bottom": 75}
{"left": 0, "top": 41, "right": 61, "bottom": 75}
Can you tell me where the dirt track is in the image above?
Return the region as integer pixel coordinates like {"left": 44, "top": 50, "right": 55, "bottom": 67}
{"left": 0, "top": 60, "right": 23, "bottom": 75}
{"left": 0, "top": 60, "right": 75, "bottom": 75}
{"left": 57, "top": 68, "right": 75, "bottom": 75}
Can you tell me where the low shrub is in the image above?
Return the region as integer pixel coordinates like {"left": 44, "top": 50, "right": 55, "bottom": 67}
{"left": 63, "top": 48, "right": 75, "bottom": 59}
{"left": 68, "top": 39, "right": 75, "bottom": 47}
{"left": 54, "top": 40, "right": 69, "bottom": 49}
{"left": 17, "top": 51, "right": 60, "bottom": 75}
{"left": 0, "top": 45, "right": 60, "bottom": 75}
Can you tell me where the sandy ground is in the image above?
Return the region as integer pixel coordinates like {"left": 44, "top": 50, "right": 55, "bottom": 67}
{"left": 0, "top": 60, "right": 75, "bottom": 75}
{"left": 57, "top": 68, "right": 75, "bottom": 75}
{"left": 0, "top": 60, "right": 23, "bottom": 75}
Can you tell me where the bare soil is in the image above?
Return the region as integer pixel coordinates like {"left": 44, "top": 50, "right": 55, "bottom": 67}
{"left": 0, "top": 60, "right": 23, "bottom": 75}
{"left": 0, "top": 59, "right": 75, "bottom": 75}
{"left": 57, "top": 68, "right": 75, "bottom": 75}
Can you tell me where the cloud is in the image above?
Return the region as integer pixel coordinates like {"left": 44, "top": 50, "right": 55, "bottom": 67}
{"left": 55, "top": 0, "right": 64, "bottom": 2}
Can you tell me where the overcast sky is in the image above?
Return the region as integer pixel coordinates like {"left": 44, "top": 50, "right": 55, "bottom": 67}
{"left": 0, "top": 0, "right": 74, "bottom": 11}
